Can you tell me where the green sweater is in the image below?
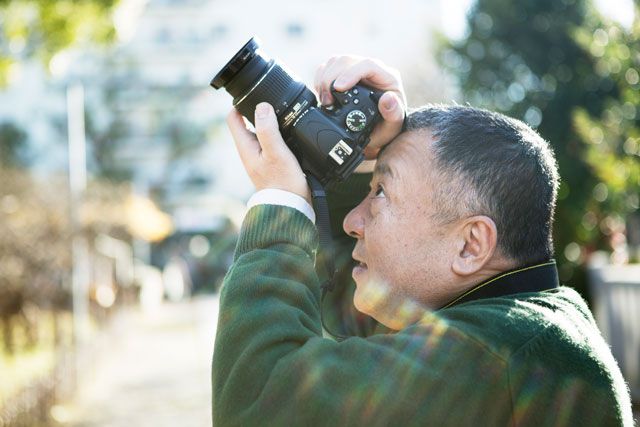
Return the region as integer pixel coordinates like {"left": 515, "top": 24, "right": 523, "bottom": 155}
{"left": 212, "top": 175, "right": 633, "bottom": 426}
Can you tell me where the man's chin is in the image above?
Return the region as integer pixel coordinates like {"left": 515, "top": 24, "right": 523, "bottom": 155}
{"left": 353, "top": 292, "right": 400, "bottom": 331}
{"left": 352, "top": 279, "right": 427, "bottom": 331}
{"left": 352, "top": 277, "right": 391, "bottom": 322}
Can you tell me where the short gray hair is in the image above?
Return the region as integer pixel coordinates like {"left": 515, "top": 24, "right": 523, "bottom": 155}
{"left": 405, "top": 104, "right": 559, "bottom": 265}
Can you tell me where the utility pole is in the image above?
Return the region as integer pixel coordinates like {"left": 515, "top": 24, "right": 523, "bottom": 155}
{"left": 67, "top": 83, "right": 90, "bottom": 348}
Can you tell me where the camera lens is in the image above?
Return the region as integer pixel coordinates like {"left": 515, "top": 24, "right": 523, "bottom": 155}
{"left": 210, "top": 37, "right": 317, "bottom": 132}
{"left": 210, "top": 38, "right": 262, "bottom": 90}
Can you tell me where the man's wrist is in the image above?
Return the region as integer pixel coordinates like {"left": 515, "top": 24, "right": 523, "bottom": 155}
{"left": 247, "top": 188, "right": 316, "bottom": 223}
{"left": 235, "top": 204, "right": 318, "bottom": 260}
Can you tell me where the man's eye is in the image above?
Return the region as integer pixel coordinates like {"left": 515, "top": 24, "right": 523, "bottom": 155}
{"left": 374, "top": 185, "right": 386, "bottom": 198}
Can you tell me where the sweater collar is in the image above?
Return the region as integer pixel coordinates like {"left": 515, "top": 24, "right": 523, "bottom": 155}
{"left": 440, "top": 260, "right": 559, "bottom": 310}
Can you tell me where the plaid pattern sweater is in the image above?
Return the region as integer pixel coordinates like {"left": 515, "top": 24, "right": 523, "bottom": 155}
{"left": 212, "top": 174, "right": 633, "bottom": 426}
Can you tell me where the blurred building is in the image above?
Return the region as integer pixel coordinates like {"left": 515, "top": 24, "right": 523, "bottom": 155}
{"left": 0, "top": 0, "right": 449, "bottom": 233}
{"left": 110, "top": 0, "right": 447, "bottom": 222}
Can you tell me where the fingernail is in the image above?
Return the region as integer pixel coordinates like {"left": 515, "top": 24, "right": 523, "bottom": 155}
{"left": 334, "top": 77, "right": 348, "bottom": 89}
{"left": 256, "top": 103, "right": 270, "bottom": 119}
{"left": 383, "top": 95, "right": 397, "bottom": 111}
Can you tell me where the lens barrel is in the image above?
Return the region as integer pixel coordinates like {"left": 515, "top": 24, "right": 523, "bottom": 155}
{"left": 210, "top": 37, "right": 315, "bottom": 129}
{"left": 232, "top": 62, "right": 308, "bottom": 127}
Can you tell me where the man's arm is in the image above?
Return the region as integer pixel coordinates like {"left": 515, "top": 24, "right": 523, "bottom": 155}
{"left": 239, "top": 169, "right": 384, "bottom": 338}
{"left": 225, "top": 56, "right": 407, "bottom": 338}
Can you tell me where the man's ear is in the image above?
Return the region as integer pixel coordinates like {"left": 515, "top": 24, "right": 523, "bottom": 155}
{"left": 452, "top": 215, "right": 498, "bottom": 277}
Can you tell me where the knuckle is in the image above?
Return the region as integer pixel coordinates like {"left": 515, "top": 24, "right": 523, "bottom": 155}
{"left": 363, "top": 58, "right": 382, "bottom": 69}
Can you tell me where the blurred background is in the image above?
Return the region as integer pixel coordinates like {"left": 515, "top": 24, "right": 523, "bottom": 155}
{"left": 0, "top": 0, "right": 638, "bottom": 425}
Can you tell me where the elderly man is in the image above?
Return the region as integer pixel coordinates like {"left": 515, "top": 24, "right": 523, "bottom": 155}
{"left": 212, "top": 57, "right": 633, "bottom": 426}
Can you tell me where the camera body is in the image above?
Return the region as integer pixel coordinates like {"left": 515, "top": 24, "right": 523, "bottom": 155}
{"left": 281, "top": 83, "right": 382, "bottom": 185}
{"left": 211, "top": 37, "right": 384, "bottom": 186}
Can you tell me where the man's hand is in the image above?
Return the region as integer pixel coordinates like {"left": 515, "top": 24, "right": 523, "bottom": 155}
{"left": 227, "top": 103, "right": 311, "bottom": 204}
{"left": 314, "top": 56, "right": 407, "bottom": 159}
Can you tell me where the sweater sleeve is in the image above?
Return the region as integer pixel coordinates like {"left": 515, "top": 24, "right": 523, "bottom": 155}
{"left": 212, "top": 204, "right": 512, "bottom": 426}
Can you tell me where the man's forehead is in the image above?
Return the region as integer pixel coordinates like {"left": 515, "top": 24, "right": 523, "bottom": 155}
{"left": 374, "top": 131, "right": 434, "bottom": 177}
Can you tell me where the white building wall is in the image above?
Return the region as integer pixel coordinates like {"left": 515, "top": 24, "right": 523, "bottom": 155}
{"left": 0, "top": 0, "right": 452, "bottom": 228}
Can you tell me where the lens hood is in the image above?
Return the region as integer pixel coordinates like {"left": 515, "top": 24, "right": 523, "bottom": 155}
{"left": 210, "top": 37, "right": 261, "bottom": 89}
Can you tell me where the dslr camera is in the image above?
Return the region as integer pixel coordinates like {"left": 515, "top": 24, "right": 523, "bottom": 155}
{"left": 210, "top": 37, "right": 384, "bottom": 186}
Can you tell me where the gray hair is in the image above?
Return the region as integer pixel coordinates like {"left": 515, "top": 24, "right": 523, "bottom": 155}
{"left": 404, "top": 104, "right": 559, "bottom": 265}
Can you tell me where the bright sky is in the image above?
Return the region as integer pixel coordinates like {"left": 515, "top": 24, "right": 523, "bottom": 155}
{"left": 114, "top": 0, "right": 636, "bottom": 44}
{"left": 440, "top": 0, "right": 636, "bottom": 40}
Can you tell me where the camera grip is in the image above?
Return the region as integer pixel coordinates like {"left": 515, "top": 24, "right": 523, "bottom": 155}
{"left": 290, "top": 109, "right": 365, "bottom": 184}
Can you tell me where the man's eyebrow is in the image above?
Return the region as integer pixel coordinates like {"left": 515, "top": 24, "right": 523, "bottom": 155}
{"left": 373, "top": 162, "right": 394, "bottom": 178}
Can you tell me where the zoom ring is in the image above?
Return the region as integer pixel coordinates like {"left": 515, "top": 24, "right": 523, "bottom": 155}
{"left": 234, "top": 64, "right": 305, "bottom": 123}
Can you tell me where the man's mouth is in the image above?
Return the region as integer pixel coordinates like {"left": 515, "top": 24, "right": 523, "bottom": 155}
{"left": 352, "top": 257, "right": 368, "bottom": 279}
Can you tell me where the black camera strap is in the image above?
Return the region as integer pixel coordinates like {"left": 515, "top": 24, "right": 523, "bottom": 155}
{"left": 307, "top": 175, "right": 347, "bottom": 341}
{"left": 307, "top": 175, "right": 336, "bottom": 290}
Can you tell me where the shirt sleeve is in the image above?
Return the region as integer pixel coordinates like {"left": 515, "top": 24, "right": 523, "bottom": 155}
{"left": 247, "top": 188, "right": 315, "bottom": 224}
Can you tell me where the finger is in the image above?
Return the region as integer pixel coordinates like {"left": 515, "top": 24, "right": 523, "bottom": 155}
{"left": 378, "top": 91, "right": 405, "bottom": 125}
{"left": 254, "top": 103, "right": 290, "bottom": 159}
{"left": 363, "top": 145, "right": 381, "bottom": 160}
{"left": 365, "top": 91, "right": 405, "bottom": 158}
{"left": 317, "top": 65, "right": 336, "bottom": 106}
{"left": 313, "top": 61, "right": 327, "bottom": 99}
{"left": 317, "top": 56, "right": 357, "bottom": 105}
{"left": 333, "top": 59, "right": 400, "bottom": 95}
{"left": 226, "top": 109, "right": 261, "bottom": 167}
{"left": 317, "top": 56, "right": 345, "bottom": 104}
{"left": 314, "top": 56, "right": 340, "bottom": 98}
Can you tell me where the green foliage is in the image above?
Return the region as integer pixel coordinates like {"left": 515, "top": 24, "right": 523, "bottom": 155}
{"left": 439, "top": 0, "right": 637, "bottom": 295}
{"left": 572, "top": 13, "right": 640, "bottom": 262}
{"left": 0, "top": 0, "right": 118, "bottom": 85}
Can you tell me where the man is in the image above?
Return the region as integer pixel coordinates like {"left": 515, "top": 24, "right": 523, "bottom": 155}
{"left": 212, "top": 57, "right": 634, "bottom": 426}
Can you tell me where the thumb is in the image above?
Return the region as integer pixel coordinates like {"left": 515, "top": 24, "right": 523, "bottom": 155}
{"left": 254, "top": 102, "right": 288, "bottom": 157}
{"left": 365, "top": 91, "right": 405, "bottom": 158}
{"left": 378, "top": 91, "right": 405, "bottom": 130}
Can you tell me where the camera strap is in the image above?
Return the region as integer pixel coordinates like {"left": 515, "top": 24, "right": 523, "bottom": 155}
{"left": 307, "top": 175, "right": 347, "bottom": 341}
{"left": 307, "top": 175, "right": 337, "bottom": 289}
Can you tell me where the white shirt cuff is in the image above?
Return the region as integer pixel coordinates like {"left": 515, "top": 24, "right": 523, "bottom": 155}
{"left": 247, "top": 189, "right": 316, "bottom": 224}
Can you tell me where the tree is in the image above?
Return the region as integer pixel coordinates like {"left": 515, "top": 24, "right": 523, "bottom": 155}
{"left": 0, "top": 0, "right": 118, "bottom": 86}
{"left": 439, "top": 0, "right": 621, "bottom": 296}
{"left": 572, "top": 7, "right": 640, "bottom": 263}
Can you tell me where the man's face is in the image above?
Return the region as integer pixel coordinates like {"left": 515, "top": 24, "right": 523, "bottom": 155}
{"left": 343, "top": 131, "right": 463, "bottom": 329}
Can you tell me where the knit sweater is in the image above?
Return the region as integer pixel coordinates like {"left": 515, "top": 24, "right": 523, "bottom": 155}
{"left": 212, "top": 174, "right": 634, "bottom": 426}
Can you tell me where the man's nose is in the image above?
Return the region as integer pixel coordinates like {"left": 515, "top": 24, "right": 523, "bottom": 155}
{"left": 343, "top": 204, "right": 365, "bottom": 238}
